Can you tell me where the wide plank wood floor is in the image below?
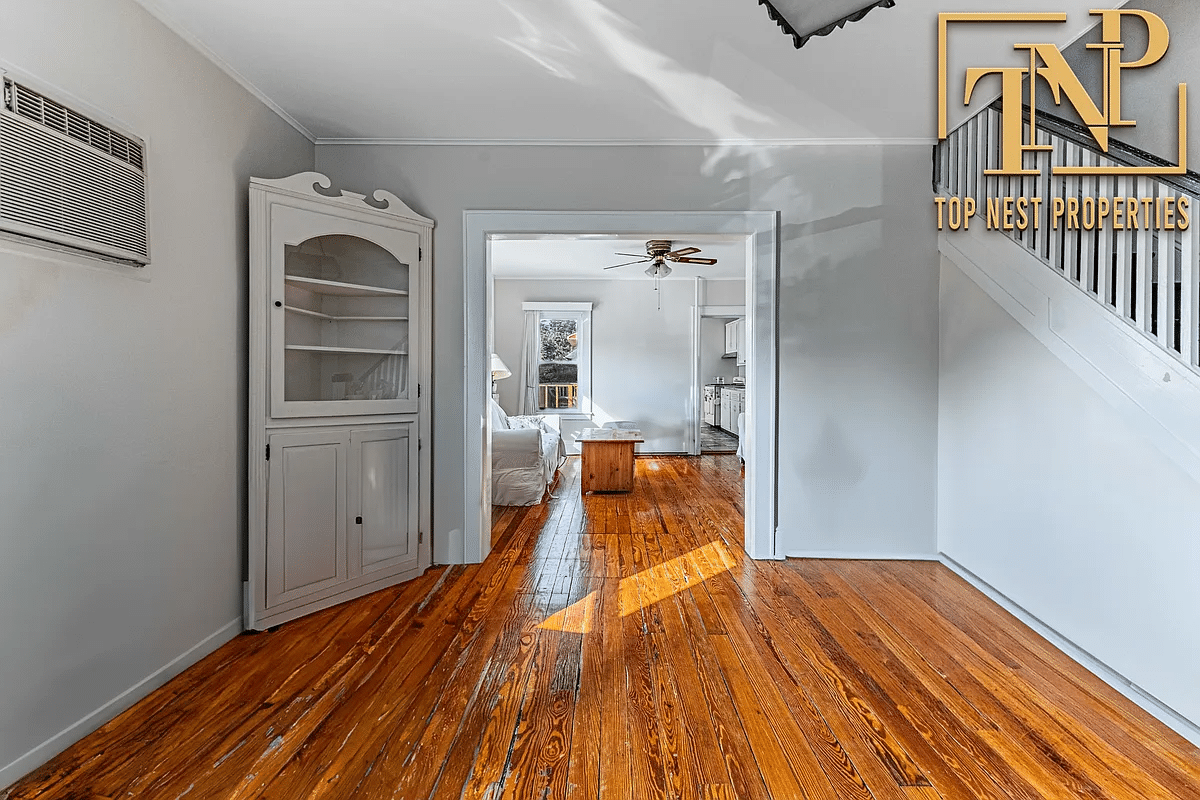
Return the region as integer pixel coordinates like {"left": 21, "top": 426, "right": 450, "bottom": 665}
{"left": 8, "top": 455, "right": 1199, "bottom": 799}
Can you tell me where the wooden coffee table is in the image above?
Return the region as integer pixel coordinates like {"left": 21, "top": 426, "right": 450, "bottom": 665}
{"left": 578, "top": 428, "right": 644, "bottom": 493}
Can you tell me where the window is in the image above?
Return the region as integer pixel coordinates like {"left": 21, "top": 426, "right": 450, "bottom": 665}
{"left": 525, "top": 302, "right": 592, "bottom": 414}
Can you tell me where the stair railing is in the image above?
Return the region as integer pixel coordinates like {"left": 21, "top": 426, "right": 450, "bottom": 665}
{"left": 935, "top": 102, "right": 1200, "bottom": 372}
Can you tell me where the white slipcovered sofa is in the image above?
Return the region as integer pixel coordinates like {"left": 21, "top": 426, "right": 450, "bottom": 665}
{"left": 490, "top": 399, "right": 565, "bottom": 505}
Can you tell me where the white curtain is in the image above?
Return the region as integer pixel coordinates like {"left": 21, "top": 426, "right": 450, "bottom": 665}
{"left": 517, "top": 310, "right": 539, "bottom": 414}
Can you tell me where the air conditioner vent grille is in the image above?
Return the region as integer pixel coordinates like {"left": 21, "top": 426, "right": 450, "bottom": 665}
{"left": 6, "top": 80, "right": 143, "bottom": 171}
{"left": 0, "top": 78, "right": 148, "bottom": 264}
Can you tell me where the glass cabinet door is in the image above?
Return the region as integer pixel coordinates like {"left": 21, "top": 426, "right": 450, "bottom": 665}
{"left": 269, "top": 205, "right": 420, "bottom": 418}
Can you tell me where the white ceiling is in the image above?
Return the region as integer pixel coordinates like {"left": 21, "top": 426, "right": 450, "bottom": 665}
{"left": 133, "top": 0, "right": 1118, "bottom": 143}
{"left": 491, "top": 236, "right": 746, "bottom": 280}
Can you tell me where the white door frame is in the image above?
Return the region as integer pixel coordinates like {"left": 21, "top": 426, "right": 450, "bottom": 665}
{"left": 462, "top": 210, "right": 779, "bottom": 563}
{"left": 691, "top": 304, "right": 746, "bottom": 456}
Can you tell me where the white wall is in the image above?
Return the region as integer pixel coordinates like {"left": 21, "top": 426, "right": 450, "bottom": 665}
{"left": 316, "top": 143, "right": 940, "bottom": 562}
{"left": 938, "top": 257, "right": 1200, "bottom": 729}
{"left": 0, "top": 0, "right": 313, "bottom": 784}
{"left": 494, "top": 279, "right": 740, "bottom": 453}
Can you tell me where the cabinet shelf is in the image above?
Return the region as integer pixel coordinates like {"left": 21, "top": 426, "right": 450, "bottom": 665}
{"left": 284, "top": 305, "right": 408, "bottom": 322}
{"left": 285, "top": 345, "right": 408, "bottom": 356}
{"left": 284, "top": 275, "right": 408, "bottom": 297}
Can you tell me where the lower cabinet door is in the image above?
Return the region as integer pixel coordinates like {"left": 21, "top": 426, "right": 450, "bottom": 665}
{"left": 257, "top": 423, "right": 422, "bottom": 629}
{"left": 349, "top": 425, "right": 419, "bottom": 577}
{"left": 266, "top": 429, "right": 350, "bottom": 608}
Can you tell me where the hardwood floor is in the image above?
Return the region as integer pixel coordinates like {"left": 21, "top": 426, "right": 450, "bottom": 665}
{"left": 8, "top": 455, "right": 1199, "bottom": 799}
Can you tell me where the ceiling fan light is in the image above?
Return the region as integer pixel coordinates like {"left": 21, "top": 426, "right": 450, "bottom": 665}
{"left": 645, "top": 263, "right": 671, "bottom": 278}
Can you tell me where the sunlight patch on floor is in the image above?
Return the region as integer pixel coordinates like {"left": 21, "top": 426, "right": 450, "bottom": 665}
{"left": 538, "top": 590, "right": 598, "bottom": 634}
{"left": 538, "top": 539, "right": 736, "bottom": 633}
{"left": 621, "top": 539, "right": 736, "bottom": 617}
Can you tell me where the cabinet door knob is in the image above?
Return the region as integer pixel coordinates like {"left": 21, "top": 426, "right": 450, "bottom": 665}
{"left": 274, "top": 301, "right": 282, "bottom": 308}
{"left": 356, "top": 516, "right": 363, "bottom": 525}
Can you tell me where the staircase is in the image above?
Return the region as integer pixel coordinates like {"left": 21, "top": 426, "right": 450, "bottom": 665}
{"left": 936, "top": 101, "right": 1200, "bottom": 373}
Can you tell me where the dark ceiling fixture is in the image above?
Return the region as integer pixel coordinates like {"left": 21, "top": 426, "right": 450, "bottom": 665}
{"left": 756, "top": 0, "right": 896, "bottom": 49}
{"left": 603, "top": 239, "right": 717, "bottom": 279}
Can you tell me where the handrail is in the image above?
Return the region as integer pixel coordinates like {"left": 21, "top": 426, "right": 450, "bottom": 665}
{"left": 1004, "top": 100, "right": 1200, "bottom": 197}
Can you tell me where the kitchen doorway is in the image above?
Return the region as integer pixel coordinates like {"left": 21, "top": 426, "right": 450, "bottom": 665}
{"left": 692, "top": 304, "right": 746, "bottom": 456}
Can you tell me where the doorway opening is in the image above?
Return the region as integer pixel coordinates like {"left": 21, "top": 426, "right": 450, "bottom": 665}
{"left": 693, "top": 304, "right": 746, "bottom": 456}
{"left": 462, "top": 211, "right": 778, "bottom": 565}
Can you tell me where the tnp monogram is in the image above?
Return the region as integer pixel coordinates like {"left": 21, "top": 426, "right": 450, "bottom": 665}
{"left": 938, "top": 10, "right": 1187, "bottom": 177}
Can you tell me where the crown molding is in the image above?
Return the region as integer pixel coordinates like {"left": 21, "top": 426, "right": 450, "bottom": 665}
{"left": 314, "top": 136, "right": 937, "bottom": 147}
{"left": 131, "top": 0, "right": 317, "bottom": 144}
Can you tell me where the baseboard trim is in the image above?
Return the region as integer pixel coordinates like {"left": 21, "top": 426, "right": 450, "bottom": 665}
{"left": 939, "top": 554, "right": 1200, "bottom": 748}
{"left": 783, "top": 550, "right": 939, "bottom": 561}
{"left": 0, "top": 617, "right": 244, "bottom": 790}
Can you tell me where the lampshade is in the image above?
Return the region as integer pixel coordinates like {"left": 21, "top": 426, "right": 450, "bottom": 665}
{"left": 490, "top": 353, "right": 512, "bottom": 380}
{"left": 757, "top": 0, "right": 895, "bottom": 49}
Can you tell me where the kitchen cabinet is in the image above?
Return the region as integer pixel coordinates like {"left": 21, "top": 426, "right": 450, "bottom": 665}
{"left": 724, "top": 319, "right": 739, "bottom": 355}
{"left": 725, "top": 318, "right": 748, "bottom": 366}
{"left": 248, "top": 172, "right": 433, "bottom": 630}
{"left": 720, "top": 387, "right": 745, "bottom": 433}
{"left": 735, "top": 318, "right": 747, "bottom": 367}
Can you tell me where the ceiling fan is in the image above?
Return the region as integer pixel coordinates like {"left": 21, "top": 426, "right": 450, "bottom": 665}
{"left": 604, "top": 239, "right": 717, "bottom": 278}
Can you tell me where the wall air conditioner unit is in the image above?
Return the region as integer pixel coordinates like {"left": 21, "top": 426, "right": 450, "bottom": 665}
{"left": 0, "top": 77, "right": 149, "bottom": 265}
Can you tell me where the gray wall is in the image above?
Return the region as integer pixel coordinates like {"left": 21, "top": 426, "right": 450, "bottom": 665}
{"left": 938, "top": 258, "right": 1200, "bottom": 727}
{"left": 0, "top": 0, "right": 313, "bottom": 781}
{"left": 1039, "top": 0, "right": 1200, "bottom": 164}
{"left": 493, "top": 279, "right": 744, "bottom": 453}
{"left": 316, "top": 143, "right": 940, "bottom": 561}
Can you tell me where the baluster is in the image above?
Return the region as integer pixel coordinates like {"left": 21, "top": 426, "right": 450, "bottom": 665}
{"left": 1032, "top": 127, "right": 1048, "bottom": 259}
{"left": 1048, "top": 138, "right": 1064, "bottom": 271}
{"left": 938, "top": 136, "right": 948, "bottom": 193}
{"left": 1022, "top": 118, "right": 1032, "bottom": 248}
{"left": 1135, "top": 176, "right": 1155, "bottom": 335}
{"left": 976, "top": 108, "right": 987, "bottom": 212}
{"left": 1096, "top": 161, "right": 1115, "bottom": 308}
{"left": 983, "top": 109, "right": 996, "bottom": 226}
{"left": 1064, "top": 142, "right": 1083, "bottom": 283}
{"left": 964, "top": 116, "right": 976, "bottom": 203}
{"left": 1180, "top": 194, "right": 1200, "bottom": 366}
{"left": 949, "top": 125, "right": 959, "bottom": 197}
{"left": 1115, "top": 175, "right": 1133, "bottom": 318}
{"left": 957, "top": 124, "right": 967, "bottom": 197}
{"left": 1079, "top": 150, "right": 1097, "bottom": 295}
{"left": 1157, "top": 185, "right": 1179, "bottom": 352}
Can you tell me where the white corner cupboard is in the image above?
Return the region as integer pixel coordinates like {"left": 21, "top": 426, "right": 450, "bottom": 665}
{"left": 247, "top": 173, "right": 433, "bottom": 630}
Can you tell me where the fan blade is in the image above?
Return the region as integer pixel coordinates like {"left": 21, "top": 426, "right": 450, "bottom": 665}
{"left": 668, "top": 247, "right": 701, "bottom": 257}
{"left": 671, "top": 257, "right": 717, "bottom": 265}
{"left": 614, "top": 253, "right": 646, "bottom": 257}
{"left": 604, "top": 258, "right": 651, "bottom": 269}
